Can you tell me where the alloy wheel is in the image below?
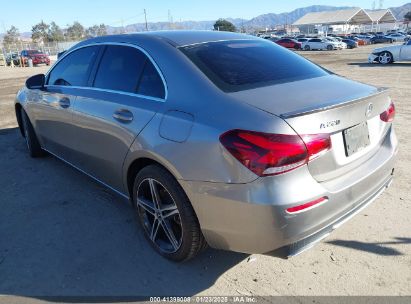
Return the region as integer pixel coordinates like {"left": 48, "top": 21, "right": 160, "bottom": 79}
{"left": 136, "top": 178, "right": 183, "bottom": 253}
{"left": 378, "top": 52, "right": 392, "bottom": 64}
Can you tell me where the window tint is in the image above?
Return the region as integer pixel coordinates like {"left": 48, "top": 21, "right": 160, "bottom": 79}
{"left": 48, "top": 46, "right": 99, "bottom": 86}
{"left": 93, "top": 45, "right": 146, "bottom": 93}
{"left": 137, "top": 60, "right": 165, "bottom": 99}
{"left": 180, "top": 40, "right": 328, "bottom": 92}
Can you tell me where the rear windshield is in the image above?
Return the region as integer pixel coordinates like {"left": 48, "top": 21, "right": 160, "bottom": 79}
{"left": 180, "top": 39, "right": 329, "bottom": 92}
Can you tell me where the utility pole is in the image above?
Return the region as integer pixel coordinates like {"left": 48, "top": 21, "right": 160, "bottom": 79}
{"left": 144, "top": 9, "right": 148, "bottom": 31}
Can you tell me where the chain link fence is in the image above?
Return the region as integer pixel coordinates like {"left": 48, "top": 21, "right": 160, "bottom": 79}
{"left": 0, "top": 41, "right": 80, "bottom": 65}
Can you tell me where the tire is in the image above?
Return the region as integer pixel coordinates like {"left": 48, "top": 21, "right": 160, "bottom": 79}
{"left": 327, "top": 44, "right": 333, "bottom": 50}
{"left": 304, "top": 45, "right": 310, "bottom": 51}
{"left": 21, "top": 110, "right": 45, "bottom": 157}
{"left": 132, "top": 165, "right": 207, "bottom": 262}
{"left": 377, "top": 51, "right": 393, "bottom": 64}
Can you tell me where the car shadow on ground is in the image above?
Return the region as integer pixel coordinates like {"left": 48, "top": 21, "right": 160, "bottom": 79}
{"left": 325, "top": 237, "right": 411, "bottom": 256}
{"left": 0, "top": 127, "right": 248, "bottom": 299}
{"left": 347, "top": 62, "right": 411, "bottom": 67}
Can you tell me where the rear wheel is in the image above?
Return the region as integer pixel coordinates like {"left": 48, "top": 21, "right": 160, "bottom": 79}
{"left": 378, "top": 51, "right": 393, "bottom": 64}
{"left": 21, "top": 110, "right": 45, "bottom": 157}
{"left": 132, "top": 165, "right": 206, "bottom": 262}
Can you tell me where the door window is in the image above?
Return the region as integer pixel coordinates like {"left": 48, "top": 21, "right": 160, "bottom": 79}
{"left": 93, "top": 45, "right": 165, "bottom": 99}
{"left": 47, "top": 46, "right": 100, "bottom": 86}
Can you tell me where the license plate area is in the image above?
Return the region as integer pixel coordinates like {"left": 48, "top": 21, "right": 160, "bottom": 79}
{"left": 343, "top": 122, "right": 370, "bottom": 157}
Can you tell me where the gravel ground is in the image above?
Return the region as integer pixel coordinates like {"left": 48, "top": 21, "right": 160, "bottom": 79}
{"left": 0, "top": 45, "right": 410, "bottom": 301}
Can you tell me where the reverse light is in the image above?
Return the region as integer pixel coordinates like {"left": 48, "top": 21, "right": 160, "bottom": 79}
{"left": 380, "top": 101, "right": 395, "bottom": 122}
{"left": 219, "top": 129, "right": 331, "bottom": 176}
{"left": 286, "top": 196, "right": 329, "bottom": 214}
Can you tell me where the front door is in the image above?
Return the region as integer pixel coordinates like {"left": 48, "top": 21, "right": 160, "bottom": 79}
{"left": 33, "top": 45, "right": 101, "bottom": 162}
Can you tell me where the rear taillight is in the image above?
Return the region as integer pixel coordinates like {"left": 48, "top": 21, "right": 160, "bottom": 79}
{"left": 380, "top": 101, "right": 395, "bottom": 122}
{"left": 219, "top": 130, "right": 331, "bottom": 176}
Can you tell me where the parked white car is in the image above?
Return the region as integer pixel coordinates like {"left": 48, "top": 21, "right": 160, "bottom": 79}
{"left": 385, "top": 33, "right": 407, "bottom": 42}
{"left": 368, "top": 40, "right": 411, "bottom": 64}
{"left": 325, "top": 37, "right": 347, "bottom": 49}
{"left": 302, "top": 38, "right": 338, "bottom": 51}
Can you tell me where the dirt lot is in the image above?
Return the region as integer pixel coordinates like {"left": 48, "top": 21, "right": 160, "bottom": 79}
{"left": 0, "top": 45, "right": 410, "bottom": 301}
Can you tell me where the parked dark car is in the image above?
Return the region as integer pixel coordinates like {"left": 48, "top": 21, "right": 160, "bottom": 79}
{"left": 342, "top": 39, "right": 358, "bottom": 49}
{"left": 370, "top": 36, "right": 393, "bottom": 44}
{"left": 275, "top": 38, "right": 301, "bottom": 49}
{"left": 6, "top": 52, "right": 20, "bottom": 66}
{"left": 20, "top": 50, "right": 51, "bottom": 66}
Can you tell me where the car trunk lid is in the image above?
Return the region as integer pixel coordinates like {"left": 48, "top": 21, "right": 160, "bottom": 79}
{"left": 230, "top": 75, "right": 392, "bottom": 182}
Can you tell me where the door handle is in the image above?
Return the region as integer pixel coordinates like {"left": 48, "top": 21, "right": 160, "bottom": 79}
{"left": 113, "top": 109, "right": 133, "bottom": 123}
{"left": 59, "top": 97, "right": 70, "bottom": 108}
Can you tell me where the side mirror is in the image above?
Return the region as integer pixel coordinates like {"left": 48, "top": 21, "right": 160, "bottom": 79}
{"left": 26, "top": 74, "right": 45, "bottom": 90}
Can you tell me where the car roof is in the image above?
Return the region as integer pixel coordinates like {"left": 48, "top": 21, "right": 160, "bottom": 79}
{"left": 76, "top": 30, "right": 257, "bottom": 48}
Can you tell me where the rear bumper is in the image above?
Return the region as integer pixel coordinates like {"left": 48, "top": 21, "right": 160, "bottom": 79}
{"left": 180, "top": 126, "right": 397, "bottom": 254}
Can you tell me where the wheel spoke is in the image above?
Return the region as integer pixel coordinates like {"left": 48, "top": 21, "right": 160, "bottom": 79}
{"left": 137, "top": 198, "right": 156, "bottom": 215}
{"left": 150, "top": 218, "right": 161, "bottom": 241}
{"left": 161, "top": 205, "right": 179, "bottom": 219}
{"left": 161, "top": 220, "right": 179, "bottom": 251}
{"left": 148, "top": 178, "right": 161, "bottom": 209}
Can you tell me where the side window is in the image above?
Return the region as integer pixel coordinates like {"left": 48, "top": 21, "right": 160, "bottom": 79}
{"left": 137, "top": 60, "right": 165, "bottom": 99}
{"left": 47, "top": 46, "right": 99, "bottom": 86}
{"left": 93, "top": 45, "right": 165, "bottom": 99}
{"left": 93, "top": 45, "right": 146, "bottom": 93}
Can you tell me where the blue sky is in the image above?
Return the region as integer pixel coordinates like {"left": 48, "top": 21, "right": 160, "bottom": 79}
{"left": 1, "top": 0, "right": 409, "bottom": 32}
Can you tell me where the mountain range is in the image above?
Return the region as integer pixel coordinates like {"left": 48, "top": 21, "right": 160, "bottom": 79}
{"left": 110, "top": 3, "right": 411, "bottom": 33}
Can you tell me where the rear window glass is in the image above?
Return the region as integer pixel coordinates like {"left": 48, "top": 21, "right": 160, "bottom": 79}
{"left": 180, "top": 40, "right": 328, "bottom": 92}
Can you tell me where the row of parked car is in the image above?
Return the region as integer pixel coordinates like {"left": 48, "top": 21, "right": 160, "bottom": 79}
{"left": 269, "top": 31, "right": 411, "bottom": 51}
{"left": 271, "top": 36, "right": 357, "bottom": 51}
{"left": 4, "top": 50, "right": 51, "bottom": 67}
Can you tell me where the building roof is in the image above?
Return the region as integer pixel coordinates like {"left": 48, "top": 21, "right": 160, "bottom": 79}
{"left": 293, "top": 8, "right": 373, "bottom": 26}
{"left": 364, "top": 9, "right": 397, "bottom": 23}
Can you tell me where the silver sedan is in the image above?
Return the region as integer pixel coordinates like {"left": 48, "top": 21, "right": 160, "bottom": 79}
{"left": 15, "top": 31, "right": 397, "bottom": 261}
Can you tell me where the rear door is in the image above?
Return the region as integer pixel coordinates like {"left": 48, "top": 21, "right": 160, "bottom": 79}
{"left": 399, "top": 41, "right": 411, "bottom": 60}
{"left": 71, "top": 44, "right": 166, "bottom": 193}
{"left": 33, "top": 45, "right": 101, "bottom": 162}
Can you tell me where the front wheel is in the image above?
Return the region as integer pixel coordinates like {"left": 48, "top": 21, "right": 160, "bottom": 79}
{"left": 133, "top": 165, "right": 207, "bottom": 262}
{"left": 304, "top": 45, "right": 310, "bottom": 51}
{"left": 378, "top": 51, "right": 393, "bottom": 64}
{"left": 327, "top": 44, "right": 333, "bottom": 50}
{"left": 21, "top": 110, "right": 45, "bottom": 157}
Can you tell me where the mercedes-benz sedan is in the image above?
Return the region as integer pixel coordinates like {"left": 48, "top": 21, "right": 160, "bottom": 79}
{"left": 15, "top": 31, "right": 397, "bottom": 261}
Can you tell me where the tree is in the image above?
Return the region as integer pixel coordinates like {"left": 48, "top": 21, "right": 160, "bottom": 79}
{"left": 32, "top": 20, "right": 50, "bottom": 43}
{"left": 3, "top": 26, "right": 20, "bottom": 45}
{"left": 66, "top": 21, "right": 85, "bottom": 40}
{"left": 48, "top": 22, "right": 64, "bottom": 42}
{"left": 87, "top": 24, "right": 107, "bottom": 37}
{"left": 213, "top": 19, "right": 236, "bottom": 32}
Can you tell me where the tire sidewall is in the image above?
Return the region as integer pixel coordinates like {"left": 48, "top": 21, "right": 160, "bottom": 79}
{"left": 132, "top": 165, "right": 200, "bottom": 262}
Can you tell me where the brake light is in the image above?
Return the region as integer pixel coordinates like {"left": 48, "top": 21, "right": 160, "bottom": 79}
{"left": 380, "top": 101, "right": 395, "bottom": 122}
{"left": 219, "top": 130, "right": 331, "bottom": 176}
